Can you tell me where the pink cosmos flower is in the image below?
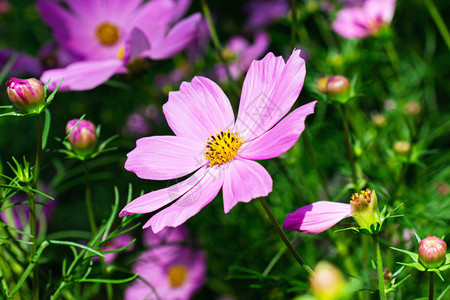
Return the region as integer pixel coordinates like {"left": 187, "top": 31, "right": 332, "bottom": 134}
{"left": 125, "top": 226, "right": 206, "bottom": 300}
{"left": 215, "top": 31, "right": 270, "bottom": 82}
{"left": 37, "top": 0, "right": 201, "bottom": 91}
{"left": 283, "top": 201, "right": 351, "bottom": 234}
{"left": 0, "top": 185, "right": 56, "bottom": 239}
{"left": 332, "top": 0, "right": 396, "bottom": 39}
{"left": 245, "top": 0, "right": 289, "bottom": 27}
{"left": 101, "top": 234, "right": 135, "bottom": 264}
{"left": 120, "top": 49, "right": 317, "bottom": 233}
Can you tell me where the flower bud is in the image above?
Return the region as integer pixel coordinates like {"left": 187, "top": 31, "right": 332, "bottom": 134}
{"left": 310, "top": 261, "right": 346, "bottom": 300}
{"left": 316, "top": 75, "right": 329, "bottom": 94}
{"left": 418, "top": 236, "right": 447, "bottom": 269}
{"left": 6, "top": 78, "right": 45, "bottom": 113}
{"left": 66, "top": 119, "right": 97, "bottom": 157}
{"left": 393, "top": 141, "right": 410, "bottom": 155}
{"left": 350, "top": 189, "right": 381, "bottom": 233}
{"left": 371, "top": 113, "right": 387, "bottom": 127}
{"left": 404, "top": 100, "right": 421, "bottom": 116}
{"left": 326, "top": 75, "right": 350, "bottom": 102}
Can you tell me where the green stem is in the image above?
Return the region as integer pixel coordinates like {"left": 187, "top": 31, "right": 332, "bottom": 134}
{"left": 424, "top": 0, "right": 450, "bottom": 50}
{"left": 303, "top": 132, "right": 332, "bottom": 201}
{"left": 30, "top": 114, "right": 43, "bottom": 300}
{"left": 258, "top": 198, "right": 314, "bottom": 276}
{"left": 199, "top": 0, "right": 240, "bottom": 100}
{"left": 384, "top": 39, "right": 401, "bottom": 76}
{"left": 428, "top": 272, "right": 434, "bottom": 300}
{"left": 291, "top": 0, "right": 298, "bottom": 48}
{"left": 373, "top": 235, "right": 386, "bottom": 300}
{"left": 83, "top": 161, "right": 97, "bottom": 236}
{"left": 338, "top": 105, "right": 358, "bottom": 189}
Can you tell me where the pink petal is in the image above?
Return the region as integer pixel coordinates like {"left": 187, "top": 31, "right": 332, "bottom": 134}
{"left": 170, "top": 0, "right": 192, "bottom": 22}
{"left": 123, "top": 27, "right": 150, "bottom": 63}
{"left": 240, "top": 101, "right": 317, "bottom": 160}
{"left": 131, "top": 0, "right": 175, "bottom": 45}
{"left": 235, "top": 49, "right": 306, "bottom": 140}
{"left": 143, "top": 13, "right": 202, "bottom": 60}
{"left": 283, "top": 201, "right": 352, "bottom": 234}
{"left": 143, "top": 167, "right": 224, "bottom": 233}
{"left": 119, "top": 166, "right": 209, "bottom": 217}
{"left": 163, "top": 76, "right": 235, "bottom": 143}
{"left": 222, "top": 159, "right": 272, "bottom": 213}
{"left": 125, "top": 136, "right": 205, "bottom": 181}
{"left": 332, "top": 8, "right": 369, "bottom": 39}
{"left": 40, "top": 59, "right": 123, "bottom": 91}
{"left": 364, "top": 0, "right": 396, "bottom": 24}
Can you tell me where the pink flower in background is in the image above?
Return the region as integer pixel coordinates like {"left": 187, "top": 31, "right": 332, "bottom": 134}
{"left": 120, "top": 49, "right": 317, "bottom": 233}
{"left": 125, "top": 226, "right": 206, "bottom": 300}
{"left": 122, "top": 104, "right": 164, "bottom": 138}
{"left": 0, "top": 186, "right": 56, "bottom": 238}
{"left": 332, "top": 0, "right": 396, "bottom": 39}
{"left": 245, "top": 0, "right": 289, "bottom": 27}
{"left": 283, "top": 201, "right": 351, "bottom": 234}
{"left": 215, "top": 31, "right": 270, "bottom": 82}
{"left": 37, "top": 0, "right": 201, "bottom": 91}
{"left": 101, "top": 234, "right": 135, "bottom": 264}
{"left": 0, "top": 50, "right": 43, "bottom": 76}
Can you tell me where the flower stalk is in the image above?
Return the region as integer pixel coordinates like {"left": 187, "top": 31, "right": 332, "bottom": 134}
{"left": 338, "top": 105, "right": 358, "bottom": 189}
{"left": 373, "top": 234, "right": 386, "bottom": 300}
{"left": 83, "top": 161, "right": 96, "bottom": 236}
{"left": 258, "top": 197, "right": 314, "bottom": 276}
{"left": 428, "top": 272, "right": 434, "bottom": 300}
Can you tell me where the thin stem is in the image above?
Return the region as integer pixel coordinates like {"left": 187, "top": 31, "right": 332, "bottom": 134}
{"left": 83, "top": 161, "right": 97, "bottom": 236}
{"left": 383, "top": 39, "right": 401, "bottom": 76}
{"left": 424, "top": 0, "right": 450, "bottom": 50}
{"left": 373, "top": 235, "right": 386, "bottom": 300}
{"left": 199, "top": 0, "right": 240, "bottom": 100}
{"left": 338, "top": 105, "right": 358, "bottom": 189}
{"left": 303, "top": 132, "right": 332, "bottom": 200}
{"left": 258, "top": 198, "right": 314, "bottom": 276}
{"left": 31, "top": 114, "right": 43, "bottom": 300}
{"left": 428, "top": 272, "right": 434, "bottom": 300}
{"left": 291, "top": 0, "right": 298, "bottom": 48}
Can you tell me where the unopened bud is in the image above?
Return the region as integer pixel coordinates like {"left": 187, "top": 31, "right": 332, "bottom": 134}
{"left": 393, "top": 141, "right": 410, "bottom": 155}
{"left": 371, "top": 114, "right": 387, "bottom": 127}
{"left": 404, "top": 100, "right": 421, "bottom": 116}
{"left": 326, "top": 75, "right": 350, "bottom": 101}
{"left": 66, "top": 119, "right": 97, "bottom": 157}
{"left": 310, "top": 262, "right": 346, "bottom": 300}
{"left": 6, "top": 78, "right": 45, "bottom": 113}
{"left": 316, "top": 76, "right": 329, "bottom": 94}
{"left": 418, "top": 236, "right": 447, "bottom": 269}
{"left": 383, "top": 268, "right": 393, "bottom": 285}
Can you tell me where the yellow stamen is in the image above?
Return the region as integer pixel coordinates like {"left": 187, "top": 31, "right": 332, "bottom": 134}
{"left": 168, "top": 265, "right": 187, "bottom": 288}
{"left": 117, "top": 46, "right": 125, "bottom": 60}
{"left": 96, "top": 22, "right": 120, "bottom": 46}
{"left": 204, "top": 130, "right": 244, "bottom": 167}
{"left": 351, "top": 189, "right": 372, "bottom": 205}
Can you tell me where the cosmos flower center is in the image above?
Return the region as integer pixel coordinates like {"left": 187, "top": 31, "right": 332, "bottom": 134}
{"left": 96, "top": 22, "right": 120, "bottom": 46}
{"left": 366, "top": 17, "right": 386, "bottom": 35}
{"left": 204, "top": 130, "right": 244, "bottom": 167}
{"left": 350, "top": 189, "right": 372, "bottom": 207}
{"left": 168, "top": 265, "right": 187, "bottom": 288}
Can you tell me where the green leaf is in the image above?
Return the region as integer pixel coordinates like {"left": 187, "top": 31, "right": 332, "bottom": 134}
{"left": 0, "top": 52, "right": 17, "bottom": 84}
{"left": 0, "top": 222, "right": 33, "bottom": 237}
{"left": 390, "top": 246, "right": 419, "bottom": 262}
{"left": 101, "top": 239, "right": 136, "bottom": 255}
{"left": 78, "top": 273, "right": 139, "bottom": 284}
{"left": 48, "top": 240, "right": 105, "bottom": 258}
{"left": 437, "top": 284, "right": 450, "bottom": 300}
{"left": 42, "top": 109, "right": 51, "bottom": 150}
{"left": 397, "top": 262, "right": 425, "bottom": 271}
{"left": 431, "top": 269, "right": 444, "bottom": 281}
{"left": 44, "top": 78, "right": 64, "bottom": 105}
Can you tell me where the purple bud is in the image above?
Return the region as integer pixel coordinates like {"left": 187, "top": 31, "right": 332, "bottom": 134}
{"left": 66, "top": 119, "right": 97, "bottom": 156}
{"left": 418, "top": 236, "right": 447, "bottom": 269}
{"left": 326, "top": 75, "right": 350, "bottom": 101}
{"left": 6, "top": 78, "right": 45, "bottom": 113}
